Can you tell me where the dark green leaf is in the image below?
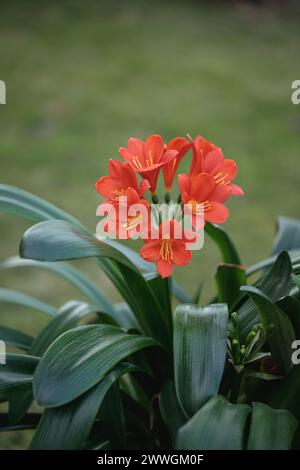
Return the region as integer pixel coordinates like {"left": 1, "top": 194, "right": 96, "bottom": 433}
{"left": 0, "top": 354, "right": 39, "bottom": 401}
{"left": 277, "top": 295, "right": 300, "bottom": 338}
{"left": 0, "top": 184, "right": 83, "bottom": 228}
{"left": 174, "top": 304, "right": 228, "bottom": 416}
{"left": 20, "top": 220, "right": 170, "bottom": 346}
{"left": 272, "top": 216, "right": 300, "bottom": 255}
{"left": 0, "top": 256, "right": 115, "bottom": 317}
{"left": 241, "top": 286, "right": 295, "bottom": 374}
{"left": 246, "top": 251, "right": 300, "bottom": 278}
{"left": 215, "top": 264, "right": 246, "bottom": 310}
{"left": 0, "top": 326, "right": 33, "bottom": 350}
{"left": 205, "top": 223, "right": 241, "bottom": 265}
{"left": 100, "top": 382, "right": 125, "bottom": 449}
{"left": 292, "top": 273, "right": 300, "bottom": 290}
{"left": 9, "top": 389, "right": 34, "bottom": 425}
{"left": 247, "top": 402, "right": 297, "bottom": 450}
{"left": 29, "top": 301, "right": 98, "bottom": 356}
{"left": 31, "top": 363, "right": 140, "bottom": 449}
{"left": 20, "top": 220, "right": 139, "bottom": 272}
{"left": 268, "top": 365, "right": 300, "bottom": 422}
{"left": 0, "top": 288, "right": 56, "bottom": 317}
{"left": 176, "top": 395, "right": 251, "bottom": 450}
{"left": 7, "top": 301, "right": 96, "bottom": 425}
{"left": 33, "top": 324, "right": 159, "bottom": 407}
{"left": 159, "top": 381, "right": 187, "bottom": 444}
{"left": 238, "top": 251, "right": 293, "bottom": 340}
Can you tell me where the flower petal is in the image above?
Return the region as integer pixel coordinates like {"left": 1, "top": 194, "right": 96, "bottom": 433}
{"left": 205, "top": 201, "right": 230, "bottom": 224}
{"left": 203, "top": 148, "right": 224, "bottom": 173}
{"left": 144, "top": 134, "right": 164, "bottom": 164}
{"left": 140, "top": 240, "right": 161, "bottom": 262}
{"left": 209, "top": 184, "right": 232, "bottom": 202}
{"left": 215, "top": 159, "right": 238, "bottom": 182}
{"left": 128, "top": 137, "right": 144, "bottom": 159}
{"left": 139, "top": 178, "right": 150, "bottom": 197}
{"left": 95, "top": 176, "right": 122, "bottom": 199}
{"left": 156, "top": 259, "right": 174, "bottom": 278}
{"left": 190, "top": 173, "right": 215, "bottom": 202}
{"left": 172, "top": 242, "right": 192, "bottom": 266}
{"left": 178, "top": 173, "right": 190, "bottom": 202}
{"left": 230, "top": 183, "right": 245, "bottom": 196}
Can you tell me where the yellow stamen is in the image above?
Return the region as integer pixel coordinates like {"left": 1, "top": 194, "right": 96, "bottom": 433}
{"left": 121, "top": 214, "right": 142, "bottom": 231}
{"left": 160, "top": 237, "right": 174, "bottom": 262}
{"left": 111, "top": 188, "right": 126, "bottom": 197}
{"left": 132, "top": 156, "right": 143, "bottom": 170}
{"left": 214, "top": 172, "right": 229, "bottom": 185}
{"left": 146, "top": 150, "right": 154, "bottom": 167}
{"left": 188, "top": 199, "right": 211, "bottom": 215}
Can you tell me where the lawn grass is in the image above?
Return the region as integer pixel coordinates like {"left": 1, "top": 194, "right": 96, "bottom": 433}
{"left": 0, "top": 0, "right": 300, "bottom": 448}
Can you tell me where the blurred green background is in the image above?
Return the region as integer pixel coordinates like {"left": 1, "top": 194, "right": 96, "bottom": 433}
{"left": 0, "top": 0, "right": 300, "bottom": 448}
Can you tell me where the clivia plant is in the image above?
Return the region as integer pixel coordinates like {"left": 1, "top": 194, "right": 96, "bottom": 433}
{"left": 0, "top": 133, "right": 300, "bottom": 450}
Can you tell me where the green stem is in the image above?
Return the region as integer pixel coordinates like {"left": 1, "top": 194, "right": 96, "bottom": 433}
{"left": 230, "top": 371, "right": 242, "bottom": 404}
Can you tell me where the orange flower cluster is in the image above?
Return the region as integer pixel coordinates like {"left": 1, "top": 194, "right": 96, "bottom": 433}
{"left": 96, "top": 134, "right": 243, "bottom": 278}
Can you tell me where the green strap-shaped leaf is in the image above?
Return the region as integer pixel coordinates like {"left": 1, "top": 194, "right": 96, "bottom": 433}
{"left": 20, "top": 220, "right": 140, "bottom": 273}
{"left": 246, "top": 251, "right": 300, "bottom": 277}
{"left": 205, "top": 223, "right": 241, "bottom": 265}
{"left": 29, "top": 301, "right": 98, "bottom": 356}
{"left": 0, "top": 288, "right": 56, "bottom": 317}
{"left": 277, "top": 295, "right": 300, "bottom": 338}
{"left": 268, "top": 365, "right": 300, "bottom": 424}
{"left": 105, "top": 239, "right": 156, "bottom": 275}
{"left": 30, "top": 363, "right": 140, "bottom": 450}
{"left": 0, "top": 354, "right": 39, "bottom": 401}
{"left": 0, "top": 184, "right": 83, "bottom": 228}
{"left": 159, "top": 381, "right": 187, "bottom": 444}
{"left": 6, "top": 302, "right": 94, "bottom": 425}
{"left": 9, "top": 389, "right": 34, "bottom": 425}
{"left": 100, "top": 382, "right": 126, "bottom": 449}
{"left": 247, "top": 402, "right": 297, "bottom": 450}
{"left": 0, "top": 256, "right": 115, "bottom": 317}
{"left": 174, "top": 303, "right": 228, "bottom": 416}
{"left": 272, "top": 216, "right": 300, "bottom": 255}
{"left": 292, "top": 273, "right": 300, "bottom": 290}
{"left": 0, "top": 185, "right": 171, "bottom": 344}
{"left": 176, "top": 395, "right": 251, "bottom": 450}
{"left": 0, "top": 326, "right": 33, "bottom": 350}
{"left": 0, "top": 185, "right": 188, "bottom": 304}
{"left": 20, "top": 220, "right": 171, "bottom": 346}
{"left": 241, "top": 286, "right": 295, "bottom": 375}
{"left": 33, "top": 324, "right": 159, "bottom": 407}
{"left": 215, "top": 264, "right": 246, "bottom": 310}
{"left": 105, "top": 240, "right": 191, "bottom": 303}
{"left": 238, "top": 251, "right": 293, "bottom": 340}
{"left": 0, "top": 185, "right": 150, "bottom": 325}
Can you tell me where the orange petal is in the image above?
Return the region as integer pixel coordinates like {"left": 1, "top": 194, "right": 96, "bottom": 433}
{"left": 144, "top": 134, "right": 164, "bottom": 163}
{"left": 140, "top": 240, "right": 161, "bottom": 262}
{"left": 156, "top": 259, "right": 174, "bottom": 278}
{"left": 205, "top": 201, "right": 230, "bottom": 224}
{"left": 190, "top": 173, "right": 215, "bottom": 201}
{"left": 172, "top": 242, "right": 192, "bottom": 266}
{"left": 230, "top": 183, "right": 244, "bottom": 196}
